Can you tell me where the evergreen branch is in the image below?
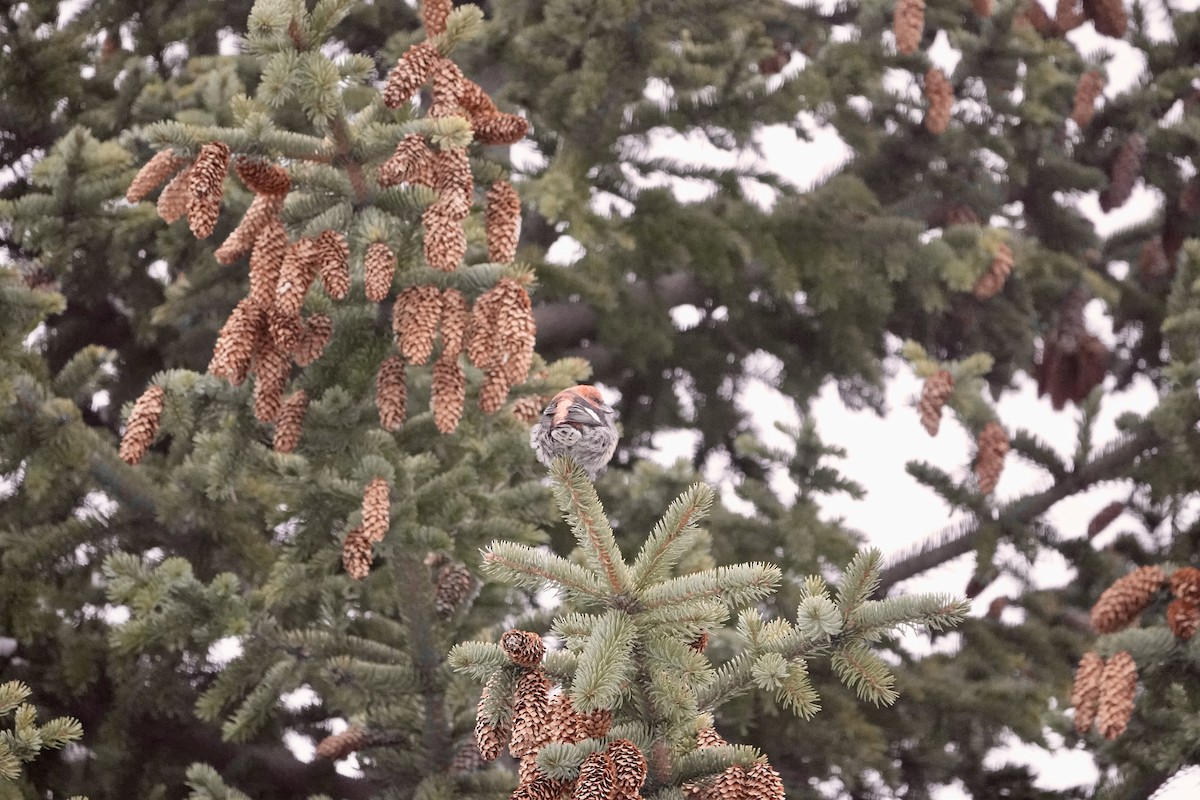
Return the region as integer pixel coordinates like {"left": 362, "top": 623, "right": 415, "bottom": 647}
{"left": 535, "top": 740, "right": 606, "bottom": 780}
{"left": 570, "top": 611, "right": 638, "bottom": 711}
{"left": 639, "top": 564, "right": 781, "bottom": 611}
{"left": 830, "top": 643, "right": 898, "bottom": 707}
{"left": 630, "top": 482, "right": 714, "bottom": 590}
{"left": 1010, "top": 428, "right": 1069, "bottom": 480}
{"left": 0, "top": 682, "right": 31, "bottom": 717}
{"left": 877, "top": 426, "right": 1161, "bottom": 595}
{"left": 850, "top": 595, "right": 971, "bottom": 641}
{"left": 481, "top": 541, "right": 608, "bottom": 602}
{"left": 550, "top": 458, "right": 632, "bottom": 595}
{"left": 834, "top": 549, "right": 884, "bottom": 614}
{"left": 445, "top": 642, "right": 512, "bottom": 681}
{"left": 671, "top": 744, "right": 760, "bottom": 783}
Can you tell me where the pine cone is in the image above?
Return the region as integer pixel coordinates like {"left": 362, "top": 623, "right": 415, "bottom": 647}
{"left": 440, "top": 288, "right": 470, "bottom": 357}
{"left": 209, "top": 299, "right": 264, "bottom": 385}
{"left": 518, "top": 753, "right": 543, "bottom": 787}
{"left": 267, "top": 306, "right": 304, "bottom": 354}
{"left": 422, "top": 0, "right": 452, "bottom": 35}
{"left": 1070, "top": 651, "right": 1104, "bottom": 734}
{"left": 509, "top": 395, "right": 548, "bottom": 425}
{"left": 744, "top": 760, "right": 786, "bottom": 800}
{"left": 157, "top": 164, "right": 193, "bottom": 224}
{"left": 433, "top": 559, "right": 475, "bottom": 617}
{"left": 544, "top": 692, "right": 582, "bottom": 745}
{"left": 315, "top": 725, "right": 370, "bottom": 760}
{"left": 294, "top": 314, "right": 333, "bottom": 367}
{"left": 1055, "top": 0, "right": 1086, "bottom": 32}
{"left": 390, "top": 285, "right": 441, "bottom": 365}
{"left": 449, "top": 740, "right": 486, "bottom": 774}
{"left": 126, "top": 149, "right": 188, "bottom": 203}
{"left": 422, "top": 208, "right": 468, "bottom": 271}
{"left": 432, "top": 351, "right": 466, "bottom": 434}
{"left": 1096, "top": 651, "right": 1137, "bottom": 739}
{"left": 252, "top": 343, "right": 290, "bottom": 423}
{"left": 696, "top": 727, "right": 727, "bottom": 748}
{"left": 708, "top": 765, "right": 749, "bottom": 798}
{"left": 187, "top": 142, "right": 231, "bottom": 239}
{"left": 249, "top": 218, "right": 288, "bottom": 310}
{"left": 342, "top": 525, "right": 373, "bottom": 580}
{"left": 893, "top": 0, "right": 925, "bottom": 55}
{"left": 1070, "top": 70, "right": 1104, "bottom": 126}
{"left": 1100, "top": 133, "right": 1146, "bottom": 212}
{"left": 316, "top": 230, "right": 350, "bottom": 300}
{"left": 1169, "top": 566, "right": 1200, "bottom": 605}
{"left": 486, "top": 180, "right": 522, "bottom": 263}
{"left": 276, "top": 237, "right": 318, "bottom": 317}
{"left": 1034, "top": 289, "right": 1108, "bottom": 410}
{"left": 1083, "top": 0, "right": 1127, "bottom": 37}
{"left": 364, "top": 242, "right": 397, "bottom": 302}
{"left": 575, "top": 751, "right": 617, "bottom": 800}
{"left": 362, "top": 477, "right": 390, "bottom": 543}
{"left": 273, "top": 390, "right": 308, "bottom": 453}
{"left": 1016, "top": 0, "right": 1056, "bottom": 35}
{"left": 235, "top": 157, "right": 291, "bottom": 196}
{"left": 461, "top": 79, "right": 498, "bottom": 118}
{"left": 494, "top": 278, "right": 537, "bottom": 386}
{"left": 1137, "top": 239, "right": 1169, "bottom": 284}
{"left": 1180, "top": 179, "right": 1200, "bottom": 215}
{"left": 215, "top": 193, "right": 285, "bottom": 265}
{"left": 972, "top": 0, "right": 993, "bottom": 16}
{"left": 479, "top": 367, "right": 513, "bottom": 415}
{"left": 472, "top": 112, "right": 529, "bottom": 145}
{"left": 502, "top": 629, "right": 546, "bottom": 668}
{"left": 1167, "top": 599, "right": 1199, "bottom": 640}
{"left": 119, "top": 385, "right": 166, "bottom": 465}
{"left": 607, "top": 740, "right": 647, "bottom": 799}
{"left": 430, "top": 58, "right": 465, "bottom": 118}
{"left": 376, "top": 354, "right": 408, "bottom": 432}
{"left": 918, "top": 370, "right": 954, "bottom": 436}
{"left": 509, "top": 670, "right": 551, "bottom": 758}
{"left": 474, "top": 677, "right": 510, "bottom": 761}
{"left": 974, "top": 421, "right": 1009, "bottom": 495}
{"left": 467, "top": 287, "right": 504, "bottom": 369}
{"left": 379, "top": 134, "right": 434, "bottom": 187}
{"left": 972, "top": 241, "right": 1014, "bottom": 300}
{"left": 924, "top": 68, "right": 953, "bottom": 134}
{"left": 382, "top": 42, "right": 441, "bottom": 109}
{"left": 1090, "top": 564, "right": 1166, "bottom": 633}
{"left": 1087, "top": 501, "right": 1124, "bottom": 538}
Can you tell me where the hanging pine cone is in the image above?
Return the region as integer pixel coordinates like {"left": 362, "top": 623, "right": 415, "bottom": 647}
{"left": 1055, "top": 0, "right": 1086, "bottom": 32}
{"left": 215, "top": 194, "right": 286, "bottom": 265}
{"left": 1096, "top": 651, "right": 1137, "bottom": 739}
{"left": 1070, "top": 70, "right": 1104, "bottom": 126}
{"left": 1083, "top": 0, "right": 1128, "bottom": 38}
{"left": 430, "top": 58, "right": 466, "bottom": 118}
{"left": 472, "top": 112, "right": 529, "bottom": 145}
{"left": 474, "top": 677, "right": 509, "bottom": 761}
{"left": 1090, "top": 564, "right": 1166, "bottom": 633}
{"left": 1167, "top": 599, "right": 1199, "bottom": 640}
{"left": 1169, "top": 566, "right": 1200, "bottom": 605}
{"left": 422, "top": 207, "right": 468, "bottom": 271}
{"left": 509, "top": 670, "right": 551, "bottom": 758}
{"left": 608, "top": 739, "right": 647, "bottom": 799}
{"left": 744, "top": 760, "right": 786, "bottom": 800}
{"left": 1100, "top": 133, "right": 1146, "bottom": 212}
{"left": 1070, "top": 651, "right": 1104, "bottom": 734}
{"left": 509, "top": 395, "right": 548, "bottom": 425}
{"left": 440, "top": 288, "right": 470, "bottom": 357}
{"left": 382, "top": 42, "right": 441, "bottom": 108}
{"left": 252, "top": 344, "right": 290, "bottom": 423}
{"left": 342, "top": 525, "right": 373, "bottom": 580}
{"left": 432, "top": 351, "right": 466, "bottom": 434}
{"left": 393, "top": 284, "right": 444, "bottom": 365}
{"left": 126, "top": 149, "right": 188, "bottom": 203}
{"left": 249, "top": 218, "right": 288, "bottom": 309}
{"left": 422, "top": 0, "right": 452, "bottom": 36}
{"left": 315, "top": 725, "right": 371, "bottom": 760}
{"left": 362, "top": 477, "right": 390, "bottom": 543}
{"left": 276, "top": 237, "right": 318, "bottom": 318}
{"left": 187, "top": 141, "right": 231, "bottom": 239}
{"left": 375, "top": 354, "right": 407, "bottom": 432}
{"left": 696, "top": 727, "right": 728, "bottom": 748}
{"left": 486, "top": 180, "right": 522, "bottom": 263}
{"left": 972, "top": 241, "right": 1014, "bottom": 300}
{"left": 971, "top": 0, "right": 993, "bottom": 16}
{"left": 119, "top": 385, "right": 166, "bottom": 465}
{"left": 272, "top": 390, "right": 308, "bottom": 453}
{"left": 157, "top": 164, "right": 193, "bottom": 223}
{"left": 494, "top": 277, "right": 537, "bottom": 386}
{"left": 893, "top": 0, "right": 925, "bottom": 55}
{"left": 235, "top": 156, "right": 291, "bottom": 196}
{"left": 918, "top": 370, "right": 954, "bottom": 436}
{"left": 209, "top": 299, "right": 264, "bottom": 385}
{"left": 364, "top": 242, "right": 397, "bottom": 303}
{"left": 924, "top": 68, "right": 953, "bottom": 134}
{"left": 316, "top": 230, "right": 350, "bottom": 300}
{"left": 294, "top": 314, "right": 333, "bottom": 367}
{"left": 1016, "top": 0, "right": 1056, "bottom": 35}
{"left": 1034, "top": 288, "right": 1109, "bottom": 410}
{"left": 1086, "top": 501, "right": 1124, "bottom": 538}
{"left": 545, "top": 692, "right": 583, "bottom": 745}
{"left": 267, "top": 306, "right": 303, "bottom": 354}
{"left": 1137, "top": 239, "right": 1170, "bottom": 284}
{"left": 575, "top": 751, "right": 618, "bottom": 800}
{"left": 449, "top": 739, "right": 486, "bottom": 774}
{"left": 380, "top": 134, "right": 435, "bottom": 187}
{"left": 974, "top": 421, "right": 1009, "bottom": 495}
{"left": 433, "top": 559, "right": 475, "bottom": 617}
{"left": 501, "top": 629, "right": 546, "bottom": 668}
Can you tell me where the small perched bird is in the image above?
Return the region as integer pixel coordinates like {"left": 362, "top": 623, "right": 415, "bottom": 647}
{"left": 529, "top": 385, "right": 619, "bottom": 479}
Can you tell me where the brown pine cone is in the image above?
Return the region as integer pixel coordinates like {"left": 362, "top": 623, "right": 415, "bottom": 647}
{"left": 1086, "top": 501, "right": 1124, "bottom": 538}
{"left": 126, "top": 149, "right": 188, "bottom": 203}
{"left": 187, "top": 142, "right": 231, "bottom": 239}
{"left": 1071, "top": 70, "right": 1104, "bottom": 126}
{"left": 1055, "top": 0, "right": 1086, "bottom": 32}
{"left": 215, "top": 194, "right": 285, "bottom": 265}
{"left": 252, "top": 343, "right": 290, "bottom": 423}
{"left": 423, "top": 209, "right": 468, "bottom": 272}
{"left": 486, "top": 180, "right": 522, "bottom": 263}
{"left": 433, "top": 559, "right": 475, "bottom": 617}
{"left": 249, "top": 218, "right": 288, "bottom": 310}
{"left": 924, "top": 68, "right": 953, "bottom": 134}
{"left": 273, "top": 390, "right": 308, "bottom": 453}
{"left": 974, "top": 421, "right": 1009, "bottom": 495}
{"left": 466, "top": 289, "right": 502, "bottom": 369}
{"left": 362, "top": 477, "right": 390, "bottom": 543}
{"left": 315, "top": 725, "right": 370, "bottom": 760}
{"left": 422, "top": 0, "right": 452, "bottom": 35}
{"left": 1034, "top": 289, "right": 1109, "bottom": 410}
{"left": 382, "top": 42, "right": 441, "bottom": 109}
{"left": 1017, "top": 0, "right": 1056, "bottom": 35}
{"left": 119, "top": 385, "right": 166, "bottom": 465}
{"left": 342, "top": 525, "right": 373, "bottom": 580}
{"left": 893, "top": 0, "right": 925, "bottom": 55}
{"left": 575, "top": 751, "right": 617, "bottom": 800}
{"left": 918, "top": 370, "right": 954, "bottom": 436}
{"left": 315, "top": 230, "right": 350, "bottom": 300}
{"left": 461, "top": 79, "right": 498, "bottom": 117}
{"left": 479, "top": 368, "right": 513, "bottom": 415}
{"left": 379, "top": 134, "right": 434, "bottom": 188}
{"left": 708, "top": 765, "right": 749, "bottom": 798}
{"left": 1070, "top": 651, "right": 1104, "bottom": 734}
{"left": 578, "top": 707, "right": 613, "bottom": 740}
{"left": 294, "top": 314, "right": 333, "bottom": 367}
{"left": 276, "top": 237, "right": 318, "bottom": 317}
{"left": 440, "top": 288, "right": 470, "bottom": 357}
{"left": 608, "top": 739, "right": 647, "bottom": 799}
{"left": 1137, "top": 239, "right": 1169, "bottom": 284}
{"left": 209, "top": 299, "right": 265, "bottom": 385}
{"left": 375, "top": 354, "right": 407, "bottom": 432}
{"left": 1180, "top": 179, "right": 1200, "bottom": 215}
{"left": 267, "top": 306, "right": 304, "bottom": 354}
{"left": 430, "top": 58, "right": 466, "bottom": 118}
{"left": 494, "top": 278, "right": 537, "bottom": 386}
{"left": 393, "top": 284, "right": 444, "bottom": 365}
{"left": 545, "top": 692, "right": 583, "bottom": 745}
{"left": 1169, "top": 566, "right": 1200, "bottom": 605}
{"left": 972, "top": 242, "right": 1014, "bottom": 300}
{"left": 432, "top": 351, "right": 466, "bottom": 434}
{"left": 509, "top": 670, "right": 551, "bottom": 758}
{"left": 472, "top": 112, "right": 530, "bottom": 146}
{"left": 1084, "top": 0, "right": 1127, "bottom": 37}
{"left": 1090, "top": 564, "right": 1166, "bottom": 633}
{"left": 501, "top": 630, "right": 546, "bottom": 668}
{"left": 696, "top": 727, "right": 727, "bottom": 748}
{"left": 744, "top": 760, "right": 786, "bottom": 800}
{"left": 1100, "top": 133, "right": 1146, "bottom": 212}
{"left": 1096, "top": 651, "right": 1137, "bottom": 739}
{"left": 449, "top": 739, "right": 486, "bottom": 774}
{"left": 1167, "top": 599, "right": 1199, "bottom": 640}
{"left": 474, "top": 677, "right": 510, "bottom": 761}
{"left": 364, "top": 242, "right": 397, "bottom": 302}
{"left": 235, "top": 157, "right": 291, "bottom": 196}
{"left": 509, "top": 395, "right": 548, "bottom": 425}
{"left": 972, "top": 0, "right": 993, "bottom": 16}
{"left": 157, "top": 164, "right": 193, "bottom": 224}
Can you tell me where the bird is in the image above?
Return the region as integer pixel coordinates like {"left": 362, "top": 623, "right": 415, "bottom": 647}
{"left": 529, "top": 385, "right": 619, "bottom": 480}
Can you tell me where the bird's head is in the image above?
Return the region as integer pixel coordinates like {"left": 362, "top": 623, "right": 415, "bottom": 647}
{"left": 546, "top": 384, "right": 614, "bottom": 429}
